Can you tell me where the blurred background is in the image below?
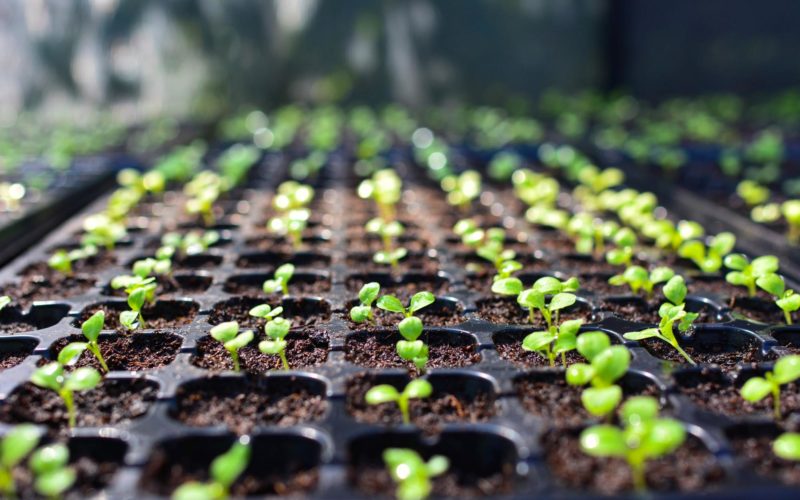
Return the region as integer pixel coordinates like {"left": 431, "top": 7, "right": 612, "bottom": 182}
{"left": 1, "top": 0, "right": 799, "bottom": 123}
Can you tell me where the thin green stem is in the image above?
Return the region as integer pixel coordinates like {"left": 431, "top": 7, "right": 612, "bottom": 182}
{"left": 398, "top": 397, "right": 410, "bottom": 424}
{"left": 784, "top": 309, "right": 793, "bottom": 325}
{"left": 629, "top": 459, "right": 647, "bottom": 493}
{"left": 230, "top": 350, "right": 240, "bottom": 372}
{"left": 138, "top": 311, "right": 147, "bottom": 330}
{"left": 0, "top": 467, "right": 15, "bottom": 498}
{"left": 60, "top": 389, "right": 76, "bottom": 428}
{"left": 773, "top": 385, "right": 782, "bottom": 420}
{"left": 88, "top": 343, "right": 109, "bottom": 373}
{"left": 747, "top": 281, "right": 756, "bottom": 298}
{"left": 279, "top": 350, "right": 290, "bottom": 370}
{"left": 671, "top": 340, "right": 696, "bottom": 366}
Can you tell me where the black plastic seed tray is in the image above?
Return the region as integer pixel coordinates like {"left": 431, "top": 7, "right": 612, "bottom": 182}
{"left": 0, "top": 150, "right": 797, "bottom": 498}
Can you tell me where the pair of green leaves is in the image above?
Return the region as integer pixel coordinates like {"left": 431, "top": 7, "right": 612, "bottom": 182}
{"left": 755, "top": 273, "right": 800, "bottom": 325}
{"left": 172, "top": 438, "right": 251, "bottom": 500}
{"left": 493, "top": 276, "right": 579, "bottom": 328}
{"left": 566, "top": 331, "right": 630, "bottom": 417}
{"left": 724, "top": 253, "right": 779, "bottom": 297}
{"left": 262, "top": 263, "right": 295, "bottom": 296}
{"left": 210, "top": 321, "right": 254, "bottom": 373}
{"left": 111, "top": 275, "right": 157, "bottom": 330}
{"left": 161, "top": 230, "right": 220, "bottom": 257}
{"left": 48, "top": 244, "right": 98, "bottom": 276}
{"left": 377, "top": 292, "right": 435, "bottom": 371}
{"left": 608, "top": 266, "right": 674, "bottom": 299}
{"left": 248, "top": 304, "right": 292, "bottom": 370}
{"left": 63, "top": 310, "right": 109, "bottom": 373}
{"left": 350, "top": 282, "right": 381, "bottom": 323}
{"left": 580, "top": 396, "right": 685, "bottom": 493}
{"left": 740, "top": 355, "right": 800, "bottom": 420}
{"left": 605, "top": 228, "right": 637, "bottom": 267}
{"left": 677, "top": 232, "right": 735, "bottom": 273}
{"left": 624, "top": 303, "right": 697, "bottom": 366}
{"left": 383, "top": 448, "right": 449, "bottom": 500}
{"left": 0, "top": 425, "right": 75, "bottom": 498}
{"left": 365, "top": 379, "right": 433, "bottom": 425}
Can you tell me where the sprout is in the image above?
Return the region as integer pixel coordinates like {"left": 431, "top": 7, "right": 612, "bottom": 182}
{"left": 114, "top": 276, "right": 157, "bottom": 330}
{"left": 782, "top": 200, "right": 800, "bottom": 243}
{"left": 64, "top": 310, "right": 109, "bottom": 373}
{"left": 624, "top": 298, "right": 697, "bottom": 366}
{"left": 365, "top": 379, "right": 433, "bottom": 425}
{"left": 724, "top": 254, "right": 779, "bottom": 297}
{"left": 268, "top": 181, "right": 314, "bottom": 249}
{"left": 488, "top": 151, "right": 522, "bottom": 182}
{"left": 358, "top": 169, "right": 402, "bottom": 222}
{"left": 605, "top": 227, "right": 637, "bottom": 267}
{"left": 567, "top": 214, "right": 618, "bottom": 256}
{"left": 453, "top": 219, "right": 505, "bottom": 249}
{"left": 30, "top": 345, "right": 102, "bottom": 427}
{"left": 441, "top": 170, "right": 481, "bottom": 211}
{"left": 184, "top": 172, "right": 223, "bottom": 227}
{"left": 0, "top": 424, "right": 41, "bottom": 497}
{"left": 366, "top": 218, "right": 407, "bottom": 268}
{"left": 81, "top": 213, "right": 127, "bottom": 250}
{"left": 210, "top": 322, "right": 254, "bottom": 373}
{"left": 609, "top": 266, "right": 674, "bottom": 299}
{"left": 523, "top": 318, "right": 583, "bottom": 367}
{"left": 476, "top": 240, "right": 521, "bottom": 285}
{"left": 566, "top": 332, "right": 630, "bottom": 418}
{"left": 377, "top": 292, "right": 435, "bottom": 371}
{"left": 47, "top": 245, "right": 98, "bottom": 276}
{"left": 773, "top": 432, "right": 800, "bottom": 461}
{"left": 132, "top": 256, "right": 172, "bottom": 278}
{"left": 217, "top": 144, "right": 259, "bottom": 187}
{"left": 172, "top": 437, "right": 251, "bottom": 500}
{"left": 678, "top": 232, "right": 736, "bottom": 273}
{"left": 495, "top": 276, "right": 579, "bottom": 328}
{"left": 29, "top": 443, "right": 76, "bottom": 499}
{"left": 257, "top": 311, "right": 292, "bottom": 370}
{"left": 580, "top": 396, "right": 686, "bottom": 493}
{"left": 161, "top": 230, "right": 220, "bottom": 257}
{"left": 350, "top": 282, "right": 381, "bottom": 323}
{"left": 740, "top": 355, "right": 800, "bottom": 420}
{"left": 755, "top": 273, "right": 800, "bottom": 324}
{"left": 383, "top": 448, "right": 449, "bottom": 500}
{"left": 736, "top": 180, "right": 770, "bottom": 207}
{"left": 262, "top": 264, "right": 295, "bottom": 296}
{"left": 642, "top": 220, "right": 704, "bottom": 254}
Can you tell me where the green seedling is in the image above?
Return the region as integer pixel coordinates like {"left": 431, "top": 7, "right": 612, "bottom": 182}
{"left": 258, "top": 314, "right": 292, "bottom": 370}
{"left": 366, "top": 218, "right": 407, "bottom": 268}
{"left": 453, "top": 219, "right": 505, "bottom": 249}
{"left": 0, "top": 296, "right": 10, "bottom": 312}
{"left": 605, "top": 228, "right": 637, "bottom": 267}
{"left": 365, "top": 379, "right": 433, "bottom": 425}
{"left": 523, "top": 318, "right": 583, "bottom": 367}
{"left": 358, "top": 168, "right": 402, "bottom": 221}
{"left": 114, "top": 276, "right": 157, "bottom": 330}
{"left": 737, "top": 180, "right": 770, "bottom": 207}
{"left": 161, "top": 230, "right": 220, "bottom": 257}
{"left": 30, "top": 345, "right": 102, "bottom": 427}
{"left": 755, "top": 273, "right": 800, "bottom": 324}
{"left": 494, "top": 276, "right": 579, "bottom": 328}
{"left": 0, "top": 424, "right": 41, "bottom": 497}
{"left": 642, "top": 219, "right": 704, "bottom": 253}
{"left": 624, "top": 297, "right": 697, "bottom": 365}
{"left": 782, "top": 200, "right": 800, "bottom": 243}
{"left": 268, "top": 181, "right": 314, "bottom": 249}
{"left": 580, "top": 396, "right": 685, "bottom": 493}
{"left": 377, "top": 292, "right": 436, "bottom": 371}
{"left": 566, "top": 331, "right": 631, "bottom": 418}
{"left": 740, "top": 355, "right": 800, "bottom": 420}
{"left": 184, "top": 172, "right": 224, "bottom": 227}
{"left": 81, "top": 213, "right": 127, "bottom": 250}
{"left": 210, "top": 322, "right": 254, "bottom": 372}
{"left": 678, "top": 232, "right": 736, "bottom": 273}
{"left": 172, "top": 437, "right": 251, "bottom": 500}
{"left": 476, "top": 240, "right": 521, "bottom": 284}
{"left": 567, "top": 213, "right": 618, "bottom": 256}
{"left": 47, "top": 245, "right": 98, "bottom": 276}
{"left": 441, "top": 170, "right": 481, "bottom": 211}
{"left": 262, "top": 263, "right": 295, "bottom": 296}
{"left": 609, "top": 266, "right": 674, "bottom": 299}
{"left": 774, "top": 432, "right": 800, "bottom": 461}
{"left": 383, "top": 448, "right": 449, "bottom": 500}
{"left": 63, "top": 311, "right": 109, "bottom": 373}
{"left": 132, "top": 256, "right": 172, "bottom": 278}
{"left": 350, "top": 282, "right": 381, "bottom": 323}
{"left": 724, "top": 254, "right": 779, "bottom": 297}
{"left": 751, "top": 203, "right": 782, "bottom": 224}
{"left": 218, "top": 144, "right": 259, "bottom": 187}
{"left": 29, "top": 443, "right": 76, "bottom": 499}
{"left": 513, "top": 169, "right": 560, "bottom": 208}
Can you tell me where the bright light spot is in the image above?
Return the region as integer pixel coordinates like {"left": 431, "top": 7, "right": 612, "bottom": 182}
{"left": 428, "top": 152, "right": 446, "bottom": 170}
{"left": 395, "top": 463, "right": 411, "bottom": 480}
{"left": 254, "top": 128, "right": 274, "bottom": 148}
{"left": 412, "top": 127, "right": 433, "bottom": 149}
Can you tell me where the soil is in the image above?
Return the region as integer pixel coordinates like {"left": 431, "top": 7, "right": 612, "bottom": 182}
{"left": 731, "top": 297, "right": 797, "bottom": 324}
{"left": 493, "top": 331, "right": 587, "bottom": 367}
{"left": 543, "top": 430, "right": 726, "bottom": 494}
{"left": 344, "top": 252, "right": 440, "bottom": 274}
{"left": 675, "top": 373, "right": 800, "bottom": 418}
{"left": 191, "top": 333, "right": 329, "bottom": 373}
{"left": 558, "top": 255, "right": 619, "bottom": 275}
{"left": 601, "top": 298, "right": 717, "bottom": 324}
{"left": 0, "top": 379, "right": 158, "bottom": 430}
{"left": 0, "top": 347, "right": 34, "bottom": 370}
{"left": 475, "top": 296, "right": 593, "bottom": 325}
{"left": 46, "top": 333, "right": 182, "bottom": 371}
{"left": 171, "top": 377, "right": 327, "bottom": 433}
{"left": 351, "top": 466, "right": 513, "bottom": 498}
{"left": 1, "top": 272, "right": 95, "bottom": 306}
{"left": 244, "top": 235, "right": 334, "bottom": 253}
{"left": 641, "top": 337, "right": 771, "bottom": 370}
{"left": 345, "top": 373, "right": 496, "bottom": 433}
{"left": 223, "top": 275, "right": 331, "bottom": 296}
{"left": 344, "top": 331, "right": 481, "bottom": 373}
{"left": 75, "top": 301, "right": 199, "bottom": 331}
{"left": 207, "top": 296, "right": 331, "bottom": 329}
{"left": 345, "top": 274, "right": 451, "bottom": 298}
{"left": 580, "top": 274, "right": 625, "bottom": 296}
{"left": 344, "top": 300, "right": 466, "bottom": 329}
{"left": 728, "top": 427, "right": 800, "bottom": 486}
{"left": 236, "top": 252, "right": 331, "bottom": 269}
{"left": 0, "top": 318, "right": 40, "bottom": 334}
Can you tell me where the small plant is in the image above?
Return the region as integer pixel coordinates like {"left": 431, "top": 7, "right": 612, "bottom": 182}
{"left": 523, "top": 318, "right": 583, "bottom": 367}
{"left": 580, "top": 396, "right": 686, "bottom": 493}
{"left": 30, "top": 345, "right": 102, "bottom": 427}
{"left": 755, "top": 273, "right": 800, "bottom": 324}
{"left": 161, "top": 230, "right": 220, "bottom": 257}
{"left": 441, "top": 170, "right": 481, "bottom": 212}
{"left": 366, "top": 218, "right": 407, "bottom": 268}
{"left": 172, "top": 437, "right": 251, "bottom": 500}
{"left": 566, "top": 331, "right": 631, "bottom": 418}
{"left": 605, "top": 227, "right": 637, "bottom": 267}
{"left": 29, "top": 443, "right": 76, "bottom": 499}
{"left": 350, "top": 282, "right": 381, "bottom": 323}
{"left": 210, "top": 321, "right": 254, "bottom": 372}
{"left": 609, "top": 266, "right": 674, "bottom": 299}
{"left": 357, "top": 168, "right": 402, "bottom": 221}
{"left": 383, "top": 448, "right": 449, "bottom": 500}
{"left": 736, "top": 180, "right": 770, "bottom": 207}
{"left": 365, "top": 379, "right": 433, "bottom": 424}
{"left": 494, "top": 276, "right": 580, "bottom": 328}
{"left": 677, "top": 232, "right": 736, "bottom": 273}
{"left": 63, "top": 311, "right": 109, "bottom": 373}
{"left": 377, "top": 292, "right": 435, "bottom": 371}
{"left": 268, "top": 181, "right": 315, "bottom": 249}
{"left": 262, "top": 263, "right": 295, "bottom": 296}
{"left": 773, "top": 432, "right": 800, "bottom": 461}
{"left": 184, "top": 172, "right": 223, "bottom": 227}
{"left": 253, "top": 305, "right": 292, "bottom": 370}
{"left": 0, "top": 424, "right": 40, "bottom": 497}
{"left": 81, "top": 213, "right": 127, "bottom": 250}
{"left": 724, "top": 254, "right": 779, "bottom": 297}
{"left": 782, "top": 200, "right": 800, "bottom": 243}
{"left": 114, "top": 276, "right": 157, "bottom": 330}
{"left": 47, "top": 245, "right": 97, "bottom": 276}
{"left": 567, "top": 214, "right": 618, "bottom": 256}
{"left": 740, "top": 355, "right": 800, "bottom": 420}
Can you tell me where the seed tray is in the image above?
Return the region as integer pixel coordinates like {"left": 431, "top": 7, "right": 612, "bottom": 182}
{"left": 0, "top": 149, "right": 797, "bottom": 497}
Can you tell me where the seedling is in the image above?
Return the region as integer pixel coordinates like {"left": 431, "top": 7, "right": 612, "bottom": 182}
{"left": 29, "top": 443, "right": 76, "bottom": 499}
{"left": 366, "top": 218, "right": 407, "bottom": 268}
{"left": 365, "top": 379, "right": 433, "bottom": 424}
{"left": 523, "top": 318, "right": 583, "bottom": 367}
{"left": 724, "top": 254, "right": 779, "bottom": 297}
{"left": 567, "top": 214, "right": 618, "bottom": 256}
{"left": 0, "top": 424, "right": 40, "bottom": 497}
{"left": 358, "top": 169, "right": 402, "bottom": 221}
{"left": 81, "top": 213, "right": 127, "bottom": 250}
{"left": 258, "top": 314, "right": 292, "bottom": 370}
{"left": 350, "top": 282, "right": 381, "bottom": 323}
{"left": 782, "top": 200, "right": 800, "bottom": 243}
{"left": 115, "top": 276, "right": 157, "bottom": 330}
{"left": 63, "top": 311, "right": 109, "bottom": 373}
{"left": 476, "top": 240, "right": 521, "bottom": 284}
{"left": 580, "top": 396, "right": 686, "bottom": 493}
{"left": 383, "top": 448, "right": 449, "bottom": 500}
{"left": 268, "top": 181, "right": 314, "bottom": 248}
{"left": 737, "top": 180, "right": 770, "bottom": 207}
{"left": 131, "top": 256, "right": 172, "bottom": 278}
{"left": 605, "top": 227, "right": 637, "bottom": 267}
{"left": 740, "top": 355, "right": 800, "bottom": 420}
{"left": 494, "top": 276, "right": 579, "bottom": 328}
{"left": 172, "top": 437, "right": 251, "bottom": 500}
{"left": 773, "top": 432, "right": 800, "bottom": 461}
{"left": 218, "top": 143, "right": 259, "bottom": 187}
{"left": 47, "top": 245, "right": 98, "bottom": 276}
{"left": 566, "top": 331, "right": 630, "bottom": 418}
{"left": 453, "top": 219, "right": 505, "bottom": 249}
{"left": 210, "top": 322, "right": 254, "bottom": 372}
{"left": 441, "top": 170, "right": 481, "bottom": 211}
{"left": 677, "top": 232, "right": 736, "bottom": 273}
{"left": 262, "top": 263, "right": 295, "bottom": 296}
{"left": 624, "top": 298, "right": 697, "bottom": 365}
{"left": 609, "top": 266, "right": 674, "bottom": 299}
{"left": 161, "top": 230, "right": 221, "bottom": 257}
{"left": 755, "top": 273, "right": 800, "bottom": 324}
{"left": 184, "top": 172, "right": 223, "bottom": 226}
{"left": 30, "top": 345, "right": 102, "bottom": 427}
{"left": 377, "top": 292, "right": 435, "bottom": 371}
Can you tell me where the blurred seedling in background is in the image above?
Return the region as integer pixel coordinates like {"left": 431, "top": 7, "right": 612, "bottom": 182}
{"left": 262, "top": 263, "right": 295, "bottom": 296}
{"left": 740, "top": 355, "right": 800, "bottom": 420}
{"left": 172, "top": 437, "right": 251, "bottom": 500}
{"left": 383, "top": 448, "right": 449, "bottom": 500}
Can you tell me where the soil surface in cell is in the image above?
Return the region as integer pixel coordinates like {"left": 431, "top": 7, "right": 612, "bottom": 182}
{"left": 46, "top": 333, "right": 182, "bottom": 371}
{"left": 192, "top": 333, "right": 329, "bottom": 373}
{"left": 475, "top": 296, "right": 593, "bottom": 325}
{"left": 344, "top": 331, "right": 480, "bottom": 373}
{"left": 76, "top": 302, "right": 199, "bottom": 331}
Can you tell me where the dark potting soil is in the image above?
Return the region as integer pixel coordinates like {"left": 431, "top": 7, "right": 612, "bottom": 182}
{"left": 12, "top": 454, "right": 121, "bottom": 499}
{"left": 0, "top": 379, "right": 157, "bottom": 430}
{"left": 601, "top": 299, "right": 717, "bottom": 325}
{"left": 580, "top": 274, "right": 626, "bottom": 296}
{"left": 728, "top": 428, "right": 800, "bottom": 486}
{"left": 46, "top": 333, "right": 182, "bottom": 371}
{"left": 676, "top": 376, "right": 800, "bottom": 418}
{"left": 493, "top": 331, "right": 586, "bottom": 368}
{"left": 641, "top": 338, "right": 769, "bottom": 371}
{"left": 542, "top": 431, "right": 726, "bottom": 494}
{"left": 351, "top": 466, "right": 513, "bottom": 498}
{"left": 474, "top": 296, "right": 593, "bottom": 325}
{"left": 0, "top": 348, "right": 33, "bottom": 370}
{"left": 0, "top": 318, "right": 39, "bottom": 334}
{"left": 191, "top": 333, "right": 329, "bottom": 373}
{"left": 344, "top": 331, "right": 480, "bottom": 372}
{"left": 731, "top": 297, "right": 796, "bottom": 324}
{"left": 75, "top": 301, "right": 199, "bottom": 331}
{"left": 171, "top": 378, "right": 327, "bottom": 434}
{"left": 344, "top": 253, "right": 440, "bottom": 274}
{"left": 1, "top": 272, "right": 95, "bottom": 306}
{"left": 345, "top": 373, "right": 496, "bottom": 432}
{"left": 345, "top": 275, "right": 451, "bottom": 298}
{"left": 244, "top": 235, "right": 334, "bottom": 253}
{"left": 223, "top": 277, "right": 331, "bottom": 297}
{"left": 207, "top": 296, "right": 331, "bottom": 329}
{"left": 344, "top": 302, "right": 466, "bottom": 330}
